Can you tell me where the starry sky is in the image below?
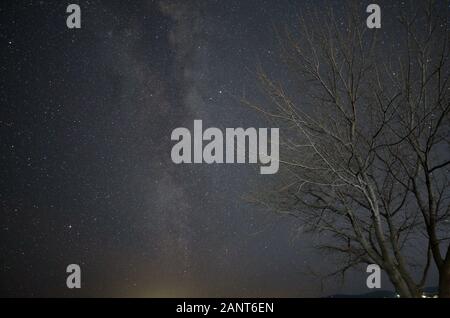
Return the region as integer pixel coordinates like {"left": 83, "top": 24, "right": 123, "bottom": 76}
{"left": 0, "top": 0, "right": 443, "bottom": 297}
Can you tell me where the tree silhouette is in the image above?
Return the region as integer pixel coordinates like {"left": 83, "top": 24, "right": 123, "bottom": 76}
{"left": 245, "top": 1, "right": 449, "bottom": 297}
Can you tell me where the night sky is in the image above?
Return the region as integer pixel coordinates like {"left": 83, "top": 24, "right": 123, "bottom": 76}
{"left": 0, "top": 0, "right": 443, "bottom": 297}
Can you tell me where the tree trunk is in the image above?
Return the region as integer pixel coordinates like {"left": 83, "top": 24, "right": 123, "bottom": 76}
{"left": 385, "top": 265, "right": 416, "bottom": 298}
{"left": 438, "top": 246, "right": 450, "bottom": 298}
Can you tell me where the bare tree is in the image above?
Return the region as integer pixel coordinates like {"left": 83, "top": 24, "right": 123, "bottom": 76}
{"left": 244, "top": 1, "right": 449, "bottom": 297}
